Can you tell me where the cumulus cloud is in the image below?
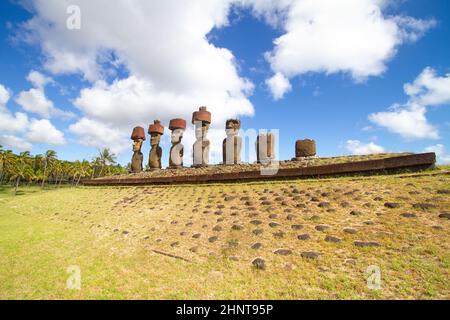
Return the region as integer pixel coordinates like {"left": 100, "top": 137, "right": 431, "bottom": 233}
{"left": 0, "top": 135, "right": 32, "bottom": 152}
{"left": 18, "top": 0, "right": 256, "bottom": 156}
{"left": 26, "top": 119, "right": 65, "bottom": 145}
{"left": 345, "top": 139, "right": 385, "bottom": 155}
{"left": 261, "top": 0, "right": 435, "bottom": 98}
{"left": 265, "top": 72, "right": 292, "bottom": 100}
{"left": 369, "top": 67, "right": 449, "bottom": 140}
{"left": 15, "top": 71, "right": 74, "bottom": 119}
{"left": 0, "top": 84, "right": 30, "bottom": 133}
{"left": 424, "top": 144, "right": 450, "bottom": 165}
{"left": 0, "top": 84, "right": 10, "bottom": 107}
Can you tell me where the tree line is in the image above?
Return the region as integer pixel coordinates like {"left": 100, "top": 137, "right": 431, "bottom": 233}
{"left": 0, "top": 147, "right": 128, "bottom": 195}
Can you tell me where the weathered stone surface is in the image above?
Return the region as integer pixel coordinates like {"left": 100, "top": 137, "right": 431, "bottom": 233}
{"left": 297, "top": 234, "right": 310, "bottom": 240}
{"left": 223, "top": 119, "right": 242, "bottom": 165}
{"left": 295, "top": 139, "right": 316, "bottom": 158}
{"left": 315, "top": 224, "right": 329, "bottom": 232}
{"left": 256, "top": 133, "right": 275, "bottom": 164}
{"left": 343, "top": 227, "right": 357, "bottom": 234}
{"left": 354, "top": 240, "right": 380, "bottom": 247}
{"left": 301, "top": 251, "right": 320, "bottom": 259}
{"left": 325, "top": 235, "right": 342, "bottom": 243}
{"left": 251, "top": 243, "right": 262, "bottom": 250}
{"left": 438, "top": 212, "right": 450, "bottom": 219}
{"left": 274, "top": 249, "right": 292, "bottom": 256}
{"left": 291, "top": 224, "right": 303, "bottom": 230}
{"left": 412, "top": 203, "right": 437, "bottom": 210}
{"left": 400, "top": 213, "right": 417, "bottom": 218}
{"left": 384, "top": 202, "right": 400, "bottom": 209}
{"left": 252, "top": 258, "right": 266, "bottom": 270}
{"left": 208, "top": 236, "right": 218, "bottom": 243}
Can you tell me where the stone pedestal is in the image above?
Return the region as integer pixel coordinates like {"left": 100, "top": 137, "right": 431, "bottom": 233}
{"left": 192, "top": 107, "right": 211, "bottom": 167}
{"left": 148, "top": 120, "right": 164, "bottom": 170}
{"left": 130, "top": 126, "right": 145, "bottom": 173}
{"left": 222, "top": 119, "right": 242, "bottom": 165}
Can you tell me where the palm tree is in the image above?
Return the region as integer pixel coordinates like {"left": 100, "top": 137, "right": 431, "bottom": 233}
{"left": 10, "top": 154, "right": 34, "bottom": 195}
{"left": 41, "top": 150, "right": 57, "bottom": 188}
{"left": 0, "top": 149, "right": 15, "bottom": 185}
{"left": 97, "top": 148, "right": 117, "bottom": 177}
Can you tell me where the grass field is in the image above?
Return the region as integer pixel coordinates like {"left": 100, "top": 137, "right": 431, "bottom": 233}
{"left": 0, "top": 169, "right": 449, "bottom": 299}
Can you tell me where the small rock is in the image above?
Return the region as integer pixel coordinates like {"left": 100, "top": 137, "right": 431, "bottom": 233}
{"left": 343, "top": 228, "right": 357, "bottom": 234}
{"left": 192, "top": 233, "right": 201, "bottom": 239}
{"left": 354, "top": 240, "right": 380, "bottom": 248}
{"left": 363, "top": 220, "right": 375, "bottom": 225}
{"left": 438, "top": 212, "right": 450, "bottom": 219}
{"left": 274, "top": 249, "right": 292, "bottom": 256}
{"left": 252, "top": 258, "right": 266, "bottom": 270}
{"left": 350, "top": 210, "right": 363, "bottom": 216}
{"left": 232, "top": 224, "right": 244, "bottom": 231}
{"left": 189, "top": 246, "right": 199, "bottom": 253}
{"left": 269, "top": 214, "right": 278, "bottom": 219}
{"left": 170, "top": 241, "right": 179, "bottom": 247}
{"left": 224, "top": 196, "right": 236, "bottom": 201}
{"left": 318, "top": 202, "right": 330, "bottom": 208}
{"left": 400, "top": 213, "right": 417, "bottom": 218}
{"left": 301, "top": 251, "right": 320, "bottom": 259}
{"left": 261, "top": 200, "right": 273, "bottom": 206}
{"left": 269, "top": 222, "right": 281, "bottom": 228}
{"left": 208, "top": 236, "right": 218, "bottom": 243}
{"left": 325, "top": 235, "right": 341, "bottom": 243}
{"left": 297, "top": 234, "right": 310, "bottom": 240}
{"left": 384, "top": 202, "right": 400, "bottom": 209}
{"left": 253, "top": 229, "right": 263, "bottom": 236}
{"left": 251, "top": 242, "right": 262, "bottom": 249}
{"left": 413, "top": 203, "right": 437, "bottom": 210}
{"left": 212, "top": 225, "right": 223, "bottom": 232}
{"left": 315, "top": 225, "right": 329, "bottom": 232}
{"left": 437, "top": 189, "right": 450, "bottom": 194}
{"left": 273, "top": 231, "right": 285, "bottom": 238}
{"left": 250, "top": 220, "right": 262, "bottom": 225}
{"left": 229, "top": 256, "right": 239, "bottom": 261}
{"left": 291, "top": 224, "right": 303, "bottom": 230}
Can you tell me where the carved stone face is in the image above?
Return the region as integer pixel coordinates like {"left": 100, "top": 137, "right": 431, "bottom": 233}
{"left": 150, "top": 133, "right": 161, "bottom": 146}
{"left": 195, "top": 122, "right": 209, "bottom": 139}
{"left": 226, "top": 127, "right": 239, "bottom": 137}
{"left": 132, "top": 139, "right": 143, "bottom": 152}
{"left": 171, "top": 128, "right": 185, "bottom": 144}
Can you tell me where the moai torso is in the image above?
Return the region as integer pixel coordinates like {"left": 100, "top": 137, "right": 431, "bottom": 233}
{"left": 192, "top": 107, "right": 211, "bottom": 167}
{"left": 169, "top": 119, "right": 187, "bottom": 169}
{"left": 256, "top": 133, "right": 275, "bottom": 164}
{"left": 148, "top": 120, "right": 164, "bottom": 170}
{"left": 222, "top": 119, "right": 242, "bottom": 165}
{"left": 130, "top": 126, "right": 146, "bottom": 173}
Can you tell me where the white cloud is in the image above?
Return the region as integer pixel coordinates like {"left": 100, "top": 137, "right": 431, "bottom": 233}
{"left": 369, "top": 103, "right": 439, "bottom": 140}
{"left": 265, "top": 72, "right": 292, "bottom": 100}
{"left": 345, "top": 139, "right": 385, "bottom": 155}
{"left": 26, "top": 70, "right": 53, "bottom": 88}
{"left": 0, "top": 84, "right": 30, "bottom": 133}
{"left": 0, "top": 84, "right": 10, "bottom": 107}
{"left": 19, "top": 1, "right": 256, "bottom": 155}
{"left": 261, "top": 0, "right": 435, "bottom": 98}
{"left": 424, "top": 144, "right": 450, "bottom": 165}
{"left": 26, "top": 119, "right": 65, "bottom": 145}
{"left": 15, "top": 70, "right": 74, "bottom": 119}
{"left": 403, "top": 67, "right": 450, "bottom": 106}
{"left": 369, "top": 67, "right": 449, "bottom": 140}
{"left": 68, "top": 118, "right": 128, "bottom": 154}
{"left": 0, "top": 135, "right": 32, "bottom": 152}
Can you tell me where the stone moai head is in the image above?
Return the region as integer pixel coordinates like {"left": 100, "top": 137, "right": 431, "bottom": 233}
{"left": 169, "top": 118, "right": 187, "bottom": 144}
{"left": 148, "top": 120, "right": 164, "bottom": 146}
{"left": 225, "top": 119, "right": 241, "bottom": 137}
{"left": 192, "top": 106, "right": 211, "bottom": 139}
{"left": 131, "top": 126, "right": 146, "bottom": 152}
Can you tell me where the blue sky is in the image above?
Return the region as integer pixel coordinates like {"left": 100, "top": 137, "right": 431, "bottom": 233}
{"left": 0, "top": 0, "right": 449, "bottom": 165}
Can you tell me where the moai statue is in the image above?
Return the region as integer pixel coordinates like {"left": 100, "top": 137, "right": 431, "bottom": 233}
{"left": 148, "top": 120, "right": 164, "bottom": 170}
{"left": 256, "top": 133, "right": 275, "bottom": 164}
{"left": 222, "top": 119, "right": 242, "bottom": 165}
{"left": 130, "top": 126, "right": 146, "bottom": 173}
{"left": 294, "top": 139, "right": 316, "bottom": 160}
{"left": 169, "top": 118, "right": 187, "bottom": 169}
{"left": 192, "top": 106, "right": 211, "bottom": 167}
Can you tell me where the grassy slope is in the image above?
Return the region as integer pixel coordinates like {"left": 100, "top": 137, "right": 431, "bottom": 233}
{"left": 0, "top": 169, "right": 449, "bottom": 299}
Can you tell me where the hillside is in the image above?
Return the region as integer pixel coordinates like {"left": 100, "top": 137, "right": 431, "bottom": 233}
{"left": 0, "top": 168, "right": 449, "bottom": 299}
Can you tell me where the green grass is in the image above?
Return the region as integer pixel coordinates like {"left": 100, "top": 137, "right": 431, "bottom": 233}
{"left": 0, "top": 169, "right": 449, "bottom": 299}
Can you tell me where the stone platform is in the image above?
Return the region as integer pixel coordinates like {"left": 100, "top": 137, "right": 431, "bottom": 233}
{"left": 82, "top": 152, "right": 436, "bottom": 186}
